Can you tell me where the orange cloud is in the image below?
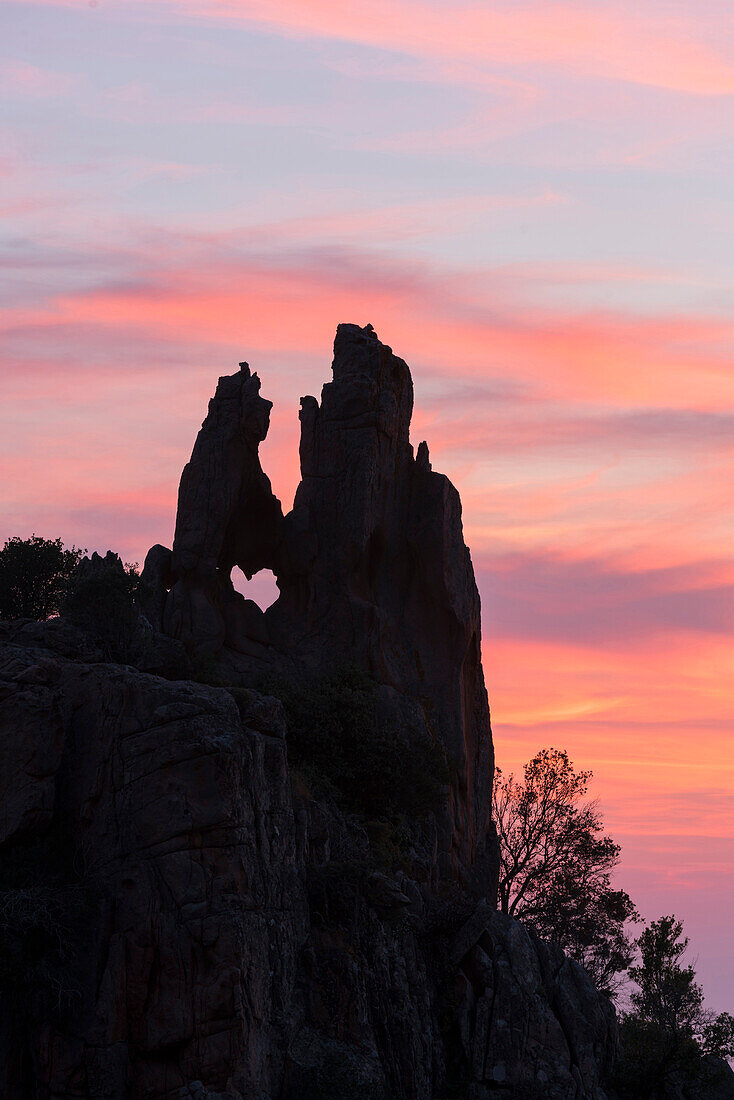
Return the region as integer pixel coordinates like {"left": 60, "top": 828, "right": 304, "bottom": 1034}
{"left": 4, "top": 250, "right": 734, "bottom": 412}
{"left": 486, "top": 632, "right": 734, "bottom": 871}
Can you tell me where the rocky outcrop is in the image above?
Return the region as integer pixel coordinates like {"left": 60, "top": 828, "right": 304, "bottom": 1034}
{"left": 0, "top": 629, "right": 616, "bottom": 1098}
{"left": 272, "top": 324, "right": 493, "bottom": 885}
{"left": 161, "top": 363, "right": 283, "bottom": 661}
{"left": 0, "top": 324, "right": 619, "bottom": 1097}
{"left": 157, "top": 324, "right": 494, "bottom": 888}
{"left": 0, "top": 634, "right": 306, "bottom": 1098}
{"left": 450, "top": 904, "right": 617, "bottom": 1098}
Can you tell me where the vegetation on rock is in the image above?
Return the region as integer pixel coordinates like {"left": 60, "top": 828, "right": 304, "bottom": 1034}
{"left": 61, "top": 552, "right": 141, "bottom": 663}
{"left": 615, "top": 915, "right": 734, "bottom": 1098}
{"left": 260, "top": 667, "right": 448, "bottom": 821}
{"left": 0, "top": 535, "right": 84, "bottom": 621}
{"left": 493, "top": 747, "right": 639, "bottom": 996}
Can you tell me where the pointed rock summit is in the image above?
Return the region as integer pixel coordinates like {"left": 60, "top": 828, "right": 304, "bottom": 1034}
{"left": 148, "top": 323, "right": 495, "bottom": 884}
{"left": 155, "top": 362, "right": 283, "bottom": 657}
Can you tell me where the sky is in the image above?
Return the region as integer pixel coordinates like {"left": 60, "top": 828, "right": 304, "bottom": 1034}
{"left": 2, "top": 0, "right": 733, "bottom": 1008}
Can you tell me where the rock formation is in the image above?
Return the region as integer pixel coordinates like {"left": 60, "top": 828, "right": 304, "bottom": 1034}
{"left": 0, "top": 324, "right": 624, "bottom": 1098}
{"left": 0, "top": 628, "right": 617, "bottom": 1098}
{"left": 272, "top": 324, "right": 493, "bottom": 886}
{"left": 149, "top": 323, "right": 494, "bottom": 889}
{"left": 158, "top": 363, "right": 283, "bottom": 662}
{"left": 0, "top": 637, "right": 304, "bottom": 1098}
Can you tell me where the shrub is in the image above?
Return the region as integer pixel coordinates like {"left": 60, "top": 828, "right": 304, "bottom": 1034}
{"left": 0, "top": 535, "right": 84, "bottom": 621}
{"left": 259, "top": 667, "right": 447, "bottom": 821}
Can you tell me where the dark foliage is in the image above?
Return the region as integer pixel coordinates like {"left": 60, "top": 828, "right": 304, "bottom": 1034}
{"left": 615, "top": 916, "right": 734, "bottom": 1098}
{"left": 493, "top": 747, "right": 638, "bottom": 996}
{"left": 0, "top": 535, "right": 85, "bottom": 621}
{"left": 260, "top": 667, "right": 448, "bottom": 821}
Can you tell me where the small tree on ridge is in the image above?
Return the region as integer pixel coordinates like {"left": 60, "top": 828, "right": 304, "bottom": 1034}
{"left": 616, "top": 915, "right": 734, "bottom": 1098}
{"left": 0, "top": 535, "right": 85, "bottom": 621}
{"left": 493, "top": 747, "right": 638, "bottom": 995}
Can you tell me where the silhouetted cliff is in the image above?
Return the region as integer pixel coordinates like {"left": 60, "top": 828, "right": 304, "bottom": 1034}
{"left": 0, "top": 325, "right": 619, "bottom": 1098}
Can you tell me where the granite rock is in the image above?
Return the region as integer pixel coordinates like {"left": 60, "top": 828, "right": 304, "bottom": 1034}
{"left": 0, "top": 639, "right": 617, "bottom": 1099}
{"left": 160, "top": 324, "right": 495, "bottom": 888}
{"left": 0, "top": 639, "right": 306, "bottom": 1098}
{"left": 163, "top": 363, "right": 283, "bottom": 659}
{"left": 0, "top": 325, "right": 620, "bottom": 1098}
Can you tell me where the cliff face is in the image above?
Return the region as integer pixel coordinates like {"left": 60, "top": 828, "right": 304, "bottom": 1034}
{"left": 0, "top": 325, "right": 619, "bottom": 1098}
{"left": 273, "top": 325, "right": 492, "bottom": 886}
{"left": 0, "top": 631, "right": 616, "bottom": 1099}
{"left": 0, "top": 635, "right": 304, "bottom": 1098}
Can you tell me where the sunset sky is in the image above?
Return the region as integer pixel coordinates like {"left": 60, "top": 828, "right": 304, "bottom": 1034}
{"left": 3, "top": 0, "right": 733, "bottom": 1007}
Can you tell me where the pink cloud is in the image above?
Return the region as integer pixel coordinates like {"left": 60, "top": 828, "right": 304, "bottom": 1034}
{"left": 0, "top": 60, "right": 77, "bottom": 98}
{"left": 476, "top": 551, "right": 734, "bottom": 645}
{"left": 13, "top": 0, "right": 734, "bottom": 97}
{"left": 167, "top": 0, "right": 734, "bottom": 97}
{"left": 4, "top": 245, "right": 733, "bottom": 411}
{"left": 237, "top": 191, "right": 565, "bottom": 246}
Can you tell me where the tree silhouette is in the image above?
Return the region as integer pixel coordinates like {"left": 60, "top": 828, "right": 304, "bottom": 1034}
{"left": 493, "top": 747, "right": 638, "bottom": 995}
{"left": 616, "top": 915, "right": 734, "bottom": 1097}
{"left": 0, "top": 535, "right": 84, "bottom": 621}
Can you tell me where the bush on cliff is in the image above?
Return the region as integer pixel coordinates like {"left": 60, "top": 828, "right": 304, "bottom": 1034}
{"left": 0, "top": 535, "right": 85, "bottom": 621}
{"left": 259, "top": 667, "right": 447, "bottom": 821}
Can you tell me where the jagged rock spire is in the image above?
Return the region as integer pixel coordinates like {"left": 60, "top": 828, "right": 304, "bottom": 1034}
{"left": 152, "top": 323, "right": 495, "bottom": 886}
{"left": 159, "top": 364, "right": 283, "bottom": 655}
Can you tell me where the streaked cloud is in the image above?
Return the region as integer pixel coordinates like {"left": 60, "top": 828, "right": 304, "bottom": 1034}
{"left": 478, "top": 552, "right": 734, "bottom": 645}
{"left": 3, "top": 233, "right": 733, "bottom": 409}
{"left": 0, "top": 59, "right": 77, "bottom": 98}
{"left": 23, "top": 0, "right": 734, "bottom": 96}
